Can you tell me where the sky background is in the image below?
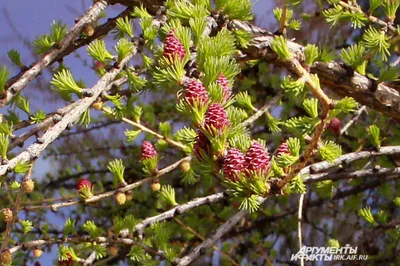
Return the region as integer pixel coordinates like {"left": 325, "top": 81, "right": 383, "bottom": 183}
{"left": 0, "top": 1, "right": 275, "bottom": 265}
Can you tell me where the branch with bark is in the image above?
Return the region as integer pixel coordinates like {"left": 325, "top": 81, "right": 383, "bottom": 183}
{"left": 2, "top": 1, "right": 109, "bottom": 107}
{"left": 231, "top": 20, "right": 400, "bottom": 119}
{"left": 0, "top": 41, "right": 138, "bottom": 177}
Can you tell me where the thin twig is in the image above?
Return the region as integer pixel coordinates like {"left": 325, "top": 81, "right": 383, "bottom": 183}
{"left": 102, "top": 107, "right": 187, "bottom": 150}
{"left": 304, "top": 166, "right": 400, "bottom": 184}
{"left": 23, "top": 156, "right": 190, "bottom": 211}
{"left": 301, "top": 145, "right": 400, "bottom": 176}
{"left": 124, "top": 192, "right": 225, "bottom": 238}
{"left": 278, "top": 2, "right": 288, "bottom": 35}
{"left": 337, "top": 1, "right": 397, "bottom": 36}
{"left": 92, "top": 255, "right": 118, "bottom": 266}
{"left": 173, "top": 217, "right": 240, "bottom": 266}
{"left": 242, "top": 94, "right": 281, "bottom": 127}
{"left": 10, "top": 193, "right": 226, "bottom": 255}
{"left": 9, "top": 76, "right": 127, "bottom": 151}
{"left": 340, "top": 105, "right": 366, "bottom": 135}
{"left": 258, "top": 244, "right": 274, "bottom": 266}
{"left": 1, "top": 164, "right": 34, "bottom": 252}
{"left": 297, "top": 193, "right": 305, "bottom": 266}
{"left": 9, "top": 235, "right": 167, "bottom": 260}
{"left": 175, "top": 198, "right": 267, "bottom": 266}
{"left": 226, "top": 173, "right": 400, "bottom": 239}
{"left": 277, "top": 56, "right": 332, "bottom": 188}
{"left": 175, "top": 210, "right": 248, "bottom": 266}
{"left": 83, "top": 251, "right": 97, "bottom": 266}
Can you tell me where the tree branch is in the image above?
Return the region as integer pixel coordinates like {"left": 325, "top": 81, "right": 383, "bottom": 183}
{"left": 24, "top": 156, "right": 190, "bottom": 211}
{"left": 0, "top": 41, "right": 138, "bottom": 177}
{"left": 102, "top": 107, "right": 187, "bottom": 150}
{"left": 231, "top": 20, "right": 400, "bottom": 119}
{"left": 304, "top": 166, "right": 400, "bottom": 184}
{"left": 173, "top": 217, "right": 240, "bottom": 266}
{"left": 175, "top": 198, "right": 267, "bottom": 266}
{"left": 242, "top": 94, "right": 281, "bottom": 127}
{"left": 2, "top": 0, "right": 109, "bottom": 107}
{"left": 83, "top": 251, "right": 97, "bottom": 266}
{"left": 301, "top": 145, "right": 400, "bottom": 176}
{"left": 340, "top": 105, "right": 367, "bottom": 135}
{"left": 124, "top": 192, "right": 225, "bottom": 238}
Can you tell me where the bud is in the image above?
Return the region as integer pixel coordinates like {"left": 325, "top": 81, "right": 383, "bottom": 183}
{"left": 179, "top": 160, "right": 191, "bottom": 173}
{"left": 223, "top": 148, "right": 246, "bottom": 181}
{"left": 23, "top": 179, "right": 35, "bottom": 193}
{"left": 216, "top": 74, "right": 232, "bottom": 101}
{"left": 91, "top": 101, "right": 103, "bottom": 110}
{"left": 163, "top": 29, "right": 186, "bottom": 61}
{"left": 33, "top": 248, "right": 43, "bottom": 258}
{"left": 0, "top": 249, "right": 12, "bottom": 264}
{"left": 77, "top": 179, "right": 92, "bottom": 191}
{"left": 76, "top": 179, "right": 94, "bottom": 199}
{"left": 94, "top": 61, "right": 105, "bottom": 75}
{"left": 2, "top": 208, "right": 13, "bottom": 223}
{"left": 83, "top": 24, "right": 95, "bottom": 37}
{"left": 184, "top": 80, "right": 209, "bottom": 105}
{"left": 151, "top": 182, "right": 161, "bottom": 192}
{"left": 276, "top": 142, "right": 290, "bottom": 157}
{"left": 109, "top": 245, "right": 119, "bottom": 256}
{"left": 115, "top": 192, "right": 126, "bottom": 205}
{"left": 126, "top": 190, "right": 133, "bottom": 201}
{"left": 245, "top": 141, "right": 270, "bottom": 175}
{"left": 140, "top": 141, "right": 158, "bottom": 160}
{"left": 204, "top": 103, "right": 230, "bottom": 135}
{"left": 327, "top": 117, "right": 342, "bottom": 135}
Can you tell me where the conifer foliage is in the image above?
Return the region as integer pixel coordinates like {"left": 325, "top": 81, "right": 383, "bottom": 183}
{"left": 2, "top": 0, "right": 400, "bottom": 265}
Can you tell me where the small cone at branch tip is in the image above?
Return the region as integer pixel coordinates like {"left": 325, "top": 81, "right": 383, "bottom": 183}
{"left": 204, "top": 103, "right": 231, "bottom": 134}
{"left": 245, "top": 141, "right": 270, "bottom": 174}
{"left": 216, "top": 74, "right": 232, "bottom": 100}
{"left": 76, "top": 179, "right": 94, "bottom": 199}
{"left": 0, "top": 249, "right": 12, "bottom": 264}
{"left": 223, "top": 148, "right": 246, "bottom": 181}
{"left": 115, "top": 192, "right": 126, "bottom": 205}
{"left": 184, "top": 79, "right": 209, "bottom": 105}
{"left": 163, "top": 29, "right": 186, "bottom": 61}
{"left": 276, "top": 142, "right": 290, "bottom": 157}
{"left": 193, "top": 130, "right": 211, "bottom": 160}
{"left": 33, "top": 248, "right": 43, "bottom": 258}
{"left": 179, "top": 160, "right": 191, "bottom": 172}
{"left": 109, "top": 245, "right": 119, "bottom": 256}
{"left": 2, "top": 208, "right": 13, "bottom": 223}
{"left": 151, "top": 181, "right": 161, "bottom": 192}
{"left": 327, "top": 117, "right": 342, "bottom": 134}
{"left": 76, "top": 178, "right": 92, "bottom": 191}
{"left": 23, "top": 179, "right": 35, "bottom": 193}
{"left": 140, "top": 141, "right": 158, "bottom": 160}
